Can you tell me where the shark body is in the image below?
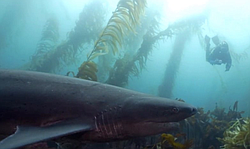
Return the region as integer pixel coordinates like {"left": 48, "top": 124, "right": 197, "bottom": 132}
{"left": 0, "top": 70, "right": 197, "bottom": 149}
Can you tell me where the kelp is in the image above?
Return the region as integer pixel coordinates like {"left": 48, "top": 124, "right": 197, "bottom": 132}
{"left": 218, "top": 118, "right": 250, "bottom": 149}
{"left": 161, "top": 133, "right": 193, "bottom": 149}
{"left": 105, "top": 54, "right": 134, "bottom": 86}
{"left": 67, "top": 0, "right": 105, "bottom": 49}
{"left": 106, "top": 13, "right": 160, "bottom": 86}
{"left": 181, "top": 101, "right": 244, "bottom": 149}
{"left": 28, "top": 18, "right": 59, "bottom": 71}
{"left": 106, "top": 11, "right": 208, "bottom": 87}
{"left": 76, "top": 61, "right": 98, "bottom": 81}
{"left": 145, "top": 133, "right": 193, "bottom": 149}
{"left": 29, "top": 0, "right": 106, "bottom": 73}
{"left": 97, "top": 9, "right": 160, "bottom": 83}
{"left": 164, "top": 11, "right": 208, "bottom": 40}
{"left": 77, "top": 0, "right": 147, "bottom": 81}
{"left": 106, "top": 10, "right": 208, "bottom": 87}
{"left": 53, "top": 0, "right": 106, "bottom": 67}
{"left": 97, "top": 53, "right": 116, "bottom": 82}
{"left": 158, "top": 29, "right": 191, "bottom": 98}
{"left": 87, "top": 0, "right": 147, "bottom": 61}
{"left": 158, "top": 12, "right": 208, "bottom": 98}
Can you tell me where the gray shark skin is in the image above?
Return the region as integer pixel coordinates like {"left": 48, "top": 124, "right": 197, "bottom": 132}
{"left": 0, "top": 70, "right": 197, "bottom": 149}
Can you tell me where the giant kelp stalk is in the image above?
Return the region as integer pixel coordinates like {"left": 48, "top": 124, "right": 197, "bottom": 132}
{"left": 28, "top": 18, "right": 59, "bottom": 71}
{"left": 0, "top": 0, "right": 30, "bottom": 51}
{"left": 158, "top": 12, "right": 208, "bottom": 98}
{"left": 158, "top": 29, "right": 191, "bottom": 98}
{"left": 76, "top": 0, "right": 147, "bottom": 81}
{"left": 30, "top": 0, "right": 106, "bottom": 73}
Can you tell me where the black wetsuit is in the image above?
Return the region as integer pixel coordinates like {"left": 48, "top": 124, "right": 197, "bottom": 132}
{"left": 206, "top": 41, "right": 232, "bottom": 71}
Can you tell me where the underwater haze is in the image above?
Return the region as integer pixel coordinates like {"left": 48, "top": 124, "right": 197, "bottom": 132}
{"left": 0, "top": 0, "right": 250, "bottom": 113}
{"left": 0, "top": 0, "right": 250, "bottom": 115}
{"left": 1, "top": 0, "right": 250, "bottom": 148}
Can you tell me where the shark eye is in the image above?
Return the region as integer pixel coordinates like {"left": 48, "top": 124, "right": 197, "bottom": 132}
{"left": 171, "top": 108, "right": 179, "bottom": 113}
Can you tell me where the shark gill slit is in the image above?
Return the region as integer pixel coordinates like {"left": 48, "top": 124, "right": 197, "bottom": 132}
{"left": 105, "top": 110, "right": 113, "bottom": 137}
{"left": 103, "top": 111, "right": 110, "bottom": 137}
{"left": 114, "top": 106, "right": 124, "bottom": 137}
{"left": 94, "top": 116, "right": 99, "bottom": 131}
{"left": 110, "top": 108, "right": 119, "bottom": 137}
{"left": 95, "top": 107, "right": 123, "bottom": 138}
{"left": 95, "top": 113, "right": 105, "bottom": 138}
{"left": 103, "top": 109, "right": 117, "bottom": 138}
{"left": 100, "top": 112, "right": 107, "bottom": 138}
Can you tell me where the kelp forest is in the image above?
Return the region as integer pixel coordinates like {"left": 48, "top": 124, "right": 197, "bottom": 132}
{"left": 0, "top": 0, "right": 250, "bottom": 149}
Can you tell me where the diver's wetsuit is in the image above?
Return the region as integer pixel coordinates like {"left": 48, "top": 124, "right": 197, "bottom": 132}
{"left": 205, "top": 37, "right": 232, "bottom": 71}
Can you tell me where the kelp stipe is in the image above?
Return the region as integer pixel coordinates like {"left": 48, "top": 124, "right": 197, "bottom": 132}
{"left": 158, "top": 13, "right": 208, "bottom": 98}
{"left": 158, "top": 29, "right": 191, "bottom": 98}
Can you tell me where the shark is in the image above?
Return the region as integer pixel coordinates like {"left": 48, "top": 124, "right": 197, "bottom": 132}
{"left": 0, "top": 70, "right": 197, "bottom": 149}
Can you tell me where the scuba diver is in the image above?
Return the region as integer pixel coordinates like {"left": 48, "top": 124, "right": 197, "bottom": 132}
{"left": 205, "top": 35, "right": 232, "bottom": 71}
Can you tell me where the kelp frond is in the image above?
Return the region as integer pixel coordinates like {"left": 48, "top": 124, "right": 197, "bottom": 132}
{"left": 159, "top": 12, "right": 208, "bottom": 40}
{"left": 54, "top": 0, "right": 106, "bottom": 67}
{"left": 29, "top": 18, "right": 59, "bottom": 71}
{"left": 67, "top": 0, "right": 106, "bottom": 50}
{"left": 182, "top": 102, "right": 245, "bottom": 148}
{"left": 76, "top": 61, "right": 98, "bottom": 81}
{"left": 218, "top": 118, "right": 250, "bottom": 149}
{"left": 78, "top": 0, "right": 147, "bottom": 81}
{"left": 106, "top": 12, "right": 160, "bottom": 86}
{"left": 29, "top": 0, "right": 106, "bottom": 73}
{"left": 161, "top": 133, "right": 193, "bottom": 149}
{"left": 106, "top": 54, "right": 133, "bottom": 86}
{"left": 87, "top": 0, "right": 147, "bottom": 61}
{"left": 108, "top": 11, "right": 208, "bottom": 86}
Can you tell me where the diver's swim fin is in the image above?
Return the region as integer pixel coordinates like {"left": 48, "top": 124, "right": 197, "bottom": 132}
{"left": 212, "top": 35, "right": 220, "bottom": 46}
{"left": 205, "top": 35, "right": 210, "bottom": 44}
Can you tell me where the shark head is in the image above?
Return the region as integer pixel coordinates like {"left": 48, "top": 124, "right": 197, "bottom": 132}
{"left": 122, "top": 96, "right": 197, "bottom": 124}
{"left": 80, "top": 95, "right": 196, "bottom": 142}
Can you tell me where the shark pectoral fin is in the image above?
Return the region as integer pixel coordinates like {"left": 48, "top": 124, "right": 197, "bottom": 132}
{"left": 0, "top": 119, "right": 93, "bottom": 149}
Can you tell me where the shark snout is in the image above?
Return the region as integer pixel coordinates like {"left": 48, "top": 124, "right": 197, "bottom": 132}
{"left": 190, "top": 106, "right": 197, "bottom": 115}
